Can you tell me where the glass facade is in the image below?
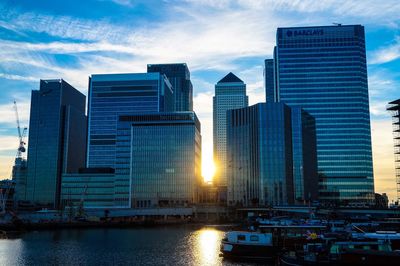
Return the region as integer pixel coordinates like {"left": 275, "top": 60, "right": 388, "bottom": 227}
{"left": 122, "top": 112, "right": 201, "bottom": 207}
{"left": 213, "top": 72, "right": 248, "bottom": 187}
{"left": 147, "top": 63, "right": 193, "bottom": 111}
{"left": 86, "top": 73, "right": 174, "bottom": 169}
{"left": 12, "top": 158, "right": 27, "bottom": 202}
{"left": 26, "top": 79, "right": 86, "bottom": 208}
{"left": 227, "top": 103, "right": 294, "bottom": 206}
{"left": 291, "top": 107, "right": 318, "bottom": 203}
{"left": 264, "top": 59, "right": 275, "bottom": 103}
{"left": 61, "top": 172, "right": 116, "bottom": 208}
{"left": 271, "top": 25, "right": 374, "bottom": 204}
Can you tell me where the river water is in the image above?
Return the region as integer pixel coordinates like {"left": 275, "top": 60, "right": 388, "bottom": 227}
{"left": 0, "top": 225, "right": 263, "bottom": 265}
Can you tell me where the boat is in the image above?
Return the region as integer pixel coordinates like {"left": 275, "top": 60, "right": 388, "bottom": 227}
{"left": 220, "top": 231, "right": 277, "bottom": 261}
{"left": 280, "top": 242, "right": 330, "bottom": 266}
{"left": 330, "top": 240, "right": 400, "bottom": 265}
{"left": 280, "top": 239, "right": 400, "bottom": 265}
{"left": 352, "top": 231, "right": 400, "bottom": 250}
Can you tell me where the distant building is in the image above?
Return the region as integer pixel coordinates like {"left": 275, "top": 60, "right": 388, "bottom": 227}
{"left": 387, "top": 98, "right": 400, "bottom": 202}
{"left": 86, "top": 73, "right": 174, "bottom": 170}
{"left": 374, "top": 193, "right": 389, "bottom": 209}
{"left": 0, "top": 179, "right": 15, "bottom": 212}
{"left": 213, "top": 73, "right": 248, "bottom": 188}
{"left": 124, "top": 112, "right": 201, "bottom": 207}
{"left": 147, "top": 63, "right": 193, "bottom": 111}
{"left": 61, "top": 168, "right": 115, "bottom": 208}
{"left": 12, "top": 157, "right": 27, "bottom": 202}
{"left": 227, "top": 103, "right": 294, "bottom": 206}
{"left": 264, "top": 58, "right": 277, "bottom": 103}
{"left": 291, "top": 107, "right": 318, "bottom": 203}
{"left": 227, "top": 103, "right": 318, "bottom": 206}
{"left": 26, "top": 79, "right": 87, "bottom": 208}
{"left": 268, "top": 25, "right": 375, "bottom": 205}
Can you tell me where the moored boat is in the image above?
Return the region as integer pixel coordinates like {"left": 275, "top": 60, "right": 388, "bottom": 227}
{"left": 220, "top": 231, "right": 277, "bottom": 261}
{"left": 281, "top": 239, "right": 400, "bottom": 265}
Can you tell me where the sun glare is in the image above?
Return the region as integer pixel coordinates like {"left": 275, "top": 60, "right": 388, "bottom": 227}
{"left": 202, "top": 158, "right": 216, "bottom": 183}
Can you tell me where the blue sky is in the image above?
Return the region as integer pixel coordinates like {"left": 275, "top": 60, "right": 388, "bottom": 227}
{"left": 0, "top": 0, "right": 399, "bottom": 200}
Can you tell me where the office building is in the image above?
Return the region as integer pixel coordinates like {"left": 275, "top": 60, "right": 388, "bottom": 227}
{"left": 61, "top": 168, "right": 115, "bottom": 208}
{"left": 86, "top": 73, "right": 174, "bottom": 169}
{"left": 268, "top": 25, "right": 374, "bottom": 204}
{"left": 387, "top": 99, "right": 400, "bottom": 202}
{"left": 227, "top": 103, "right": 294, "bottom": 206}
{"left": 264, "top": 58, "right": 277, "bottom": 103}
{"left": 213, "top": 72, "right": 248, "bottom": 187}
{"left": 291, "top": 107, "right": 318, "bottom": 203}
{"left": 26, "top": 79, "right": 86, "bottom": 208}
{"left": 12, "top": 158, "right": 27, "bottom": 202}
{"left": 147, "top": 63, "right": 193, "bottom": 111}
{"left": 121, "top": 112, "right": 201, "bottom": 207}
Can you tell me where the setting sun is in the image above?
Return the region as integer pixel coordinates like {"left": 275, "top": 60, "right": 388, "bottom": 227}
{"left": 202, "top": 155, "right": 216, "bottom": 183}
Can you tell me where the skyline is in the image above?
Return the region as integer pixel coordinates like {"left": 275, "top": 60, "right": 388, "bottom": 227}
{"left": 1, "top": 1, "right": 400, "bottom": 201}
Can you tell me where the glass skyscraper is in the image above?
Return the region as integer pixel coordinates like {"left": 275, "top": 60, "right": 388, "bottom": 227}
{"left": 147, "top": 63, "right": 193, "bottom": 111}
{"left": 268, "top": 25, "right": 374, "bottom": 204}
{"left": 120, "top": 112, "right": 201, "bottom": 207}
{"left": 26, "top": 79, "right": 87, "bottom": 208}
{"left": 213, "top": 72, "right": 248, "bottom": 187}
{"left": 291, "top": 107, "right": 318, "bottom": 203}
{"left": 227, "top": 103, "right": 294, "bottom": 206}
{"left": 86, "top": 73, "right": 174, "bottom": 169}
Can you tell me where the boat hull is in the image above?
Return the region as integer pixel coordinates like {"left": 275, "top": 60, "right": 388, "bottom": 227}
{"left": 220, "top": 240, "right": 277, "bottom": 261}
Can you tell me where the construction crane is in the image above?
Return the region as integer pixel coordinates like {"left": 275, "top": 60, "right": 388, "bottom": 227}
{"left": 13, "top": 100, "right": 27, "bottom": 159}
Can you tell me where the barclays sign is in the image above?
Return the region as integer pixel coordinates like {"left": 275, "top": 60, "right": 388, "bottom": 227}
{"left": 286, "top": 29, "right": 324, "bottom": 37}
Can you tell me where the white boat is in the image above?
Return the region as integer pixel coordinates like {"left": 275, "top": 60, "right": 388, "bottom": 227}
{"left": 220, "top": 231, "right": 276, "bottom": 261}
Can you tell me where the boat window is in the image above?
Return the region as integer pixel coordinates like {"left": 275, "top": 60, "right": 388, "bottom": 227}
{"left": 379, "top": 245, "right": 391, "bottom": 252}
{"left": 237, "top": 235, "right": 246, "bottom": 241}
{"left": 330, "top": 245, "right": 339, "bottom": 254}
{"left": 250, "top": 235, "right": 259, "bottom": 241}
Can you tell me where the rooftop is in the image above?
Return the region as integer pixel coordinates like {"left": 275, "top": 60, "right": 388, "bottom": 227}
{"left": 217, "top": 72, "right": 243, "bottom": 84}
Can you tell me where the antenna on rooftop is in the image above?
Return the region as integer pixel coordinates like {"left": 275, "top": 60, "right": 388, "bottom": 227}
{"left": 332, "top": 23, "right": 342, "bottom": 26}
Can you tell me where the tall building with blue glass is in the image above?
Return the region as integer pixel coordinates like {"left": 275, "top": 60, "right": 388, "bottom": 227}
{"left": 291, "top": 107, "right": 318, "bottom": 203}
{"left": 213, "top": 73, "right": 248, "bottom": 187}
{"left": 147, "top": 63, "right": 193, "bottom": 111}
{"left": 227, "top": 103, "right": 294, "bottom": 206}
{"left": 268, "top": 25, "right": 374, "bottom": 204}
{"left": 86, "top": 73, "right": 174, "bottom": 169}
{"left": 26, "top": 79, "right": 87, "bottom": 208}
{"left": 120, "top": 112, "right": 201, "bottom": 207}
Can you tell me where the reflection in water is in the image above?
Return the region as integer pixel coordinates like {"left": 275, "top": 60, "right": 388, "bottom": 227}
{"left": 195, "top": 228, "right": 223, "bottom": 265}
{"left": 0, "top": 227, "right": 260, "bottom": 266}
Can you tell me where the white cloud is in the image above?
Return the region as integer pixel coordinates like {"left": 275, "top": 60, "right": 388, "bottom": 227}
{"left": 0, "top": 73, "right": 37, "bottom": 82}
{"left": 0, "top": 135, "right": 20, "bottom": 152}
{"left": 369, "top": 37, "right": 400, "bottom": 64}
{"left": 0, "top": 99, "right": 30, "bottom": 127}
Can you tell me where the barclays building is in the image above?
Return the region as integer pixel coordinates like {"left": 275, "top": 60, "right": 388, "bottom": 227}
{"left": 267, "top": 25, "right": 375, "bottom": 205}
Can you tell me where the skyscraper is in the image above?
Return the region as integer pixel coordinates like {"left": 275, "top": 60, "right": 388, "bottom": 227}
{"left": 291, "top": 107, "right": 318, "bottom": 203}
{"left": 26, "top": 79, "right": 87, "bottom": 208}
{"left": 387, "top": 99, "right": 400, "bottom": 202}
{"left": 124, "top": 112, "right": 201, "bottom": 207}
{"left": 147, "top": 63, "right": 193, "bottom": 111}
{"left": 213, "top": 72, "right": 248, "bottom": 187}
{"left": 86, "top": 73, "right": 174, "bottom": 169}
{"left": 269, "top": 25, "right": 374, "bottom": 204}
{"left": 226, "top": 103, "right": 295, "bottom": 206}
{"left": 264, "top": 58, "right": 277, "bottom": 103}
{"left": 12, "top": 158, "right": 27, "bottom": 202}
